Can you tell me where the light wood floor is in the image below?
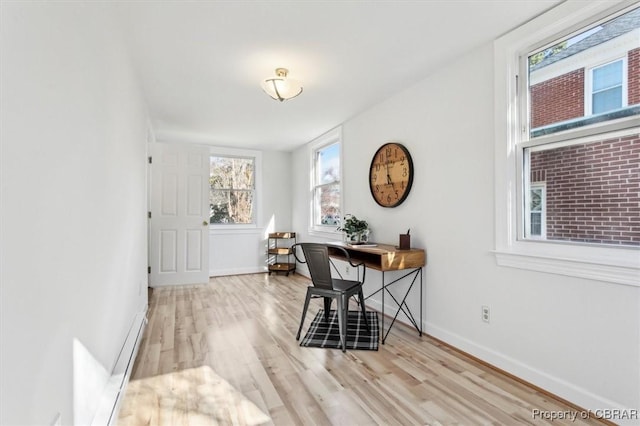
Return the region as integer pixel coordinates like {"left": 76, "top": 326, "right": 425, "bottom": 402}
{"left": 117, "top": 273, "right": 607, "bottom": 426}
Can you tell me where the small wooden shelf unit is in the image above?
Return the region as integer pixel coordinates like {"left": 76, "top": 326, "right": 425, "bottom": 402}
{"left": 267, "top": 232, "right": 296, "bottom": 275}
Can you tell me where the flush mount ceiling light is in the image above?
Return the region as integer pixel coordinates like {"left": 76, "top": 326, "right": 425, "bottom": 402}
{"left": 261, "top": 68, "right": 303, "bottom": 102}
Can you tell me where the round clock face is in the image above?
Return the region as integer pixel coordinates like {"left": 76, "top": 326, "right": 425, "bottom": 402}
{"left": 369, "top": 142, "right": 414, "bottom": 207}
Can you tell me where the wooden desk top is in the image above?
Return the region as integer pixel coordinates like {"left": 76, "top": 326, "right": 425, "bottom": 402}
{"left": 328, "top": 242, "right": 426, "bottom": 271}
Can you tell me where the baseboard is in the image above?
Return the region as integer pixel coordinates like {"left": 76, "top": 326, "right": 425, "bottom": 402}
{"left": 424, "top": 321, "right": 628, "bottom": 423}
{"left": 210, "top": 266, "right": 266, "bottom": 277}
{"left": 90, "top": 306, "right": 148, "bottom": 426}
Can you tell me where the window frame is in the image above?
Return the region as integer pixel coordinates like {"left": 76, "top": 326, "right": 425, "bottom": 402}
{"left": 208, "top": 146, "right": 262, "bottom": 230}
{"left": 309, "top": 127, "right": 343, "bottom": 237}
{"left": 494, "top": 0, "right": 640, "bottom": 287}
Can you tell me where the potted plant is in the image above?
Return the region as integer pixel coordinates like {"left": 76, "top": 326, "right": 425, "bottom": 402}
{"left": 337, "top": 214, "right": 370, "bottom": 244}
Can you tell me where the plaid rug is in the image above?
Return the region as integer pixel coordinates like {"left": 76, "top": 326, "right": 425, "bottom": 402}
{"left": 300, "top": 309, "right": 379, "bottom": 350}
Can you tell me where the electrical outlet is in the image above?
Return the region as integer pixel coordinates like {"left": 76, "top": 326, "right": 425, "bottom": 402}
{"left": 482, "top": 305, "right": 490, "bottom": 323}
{"left": 345, "top": 265, "right": 350, "bottom": 275}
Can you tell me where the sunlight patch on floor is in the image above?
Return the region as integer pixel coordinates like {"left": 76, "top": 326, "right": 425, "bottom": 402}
{"left": 117, "top": 365, "right": 271, "bottom": 426}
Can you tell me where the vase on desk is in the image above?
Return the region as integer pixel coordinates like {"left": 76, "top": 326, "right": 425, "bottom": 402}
{"left": 345, "top": 229, "right": 370, "bottom": 244}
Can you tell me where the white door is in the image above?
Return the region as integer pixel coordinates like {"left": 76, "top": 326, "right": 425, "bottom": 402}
{"left": 149, "top": 142, "right": 209, "bottom": 286}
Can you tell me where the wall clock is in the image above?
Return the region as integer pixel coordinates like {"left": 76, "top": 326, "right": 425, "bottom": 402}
{"left": 369, "top": 142, "right": 414, "bottom": 207}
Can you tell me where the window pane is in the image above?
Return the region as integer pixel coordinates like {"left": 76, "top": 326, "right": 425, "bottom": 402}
{"left": 210, "top": 156, "right": 254, "bottom": 190}
{"left": 593, "top": 86, "right": 622, "bottom": 114}
{"left": 525, "top": 134, "right": 640, "bottom": 246}
{"left": 312, "top": 136, "right": 341, "bottom": 228}
{"left": 209, "top": 189, "right": 254, "bottom": 224}
{"left": 528, "top": 7, "right": 640, "bottom": 137}
{"left": 317, "top": 143, "right": 340, "bottom": 184}
{"left": 592, "top": 60, "right": 622, "bottom": 92}
{"left": 530, "top": 213, "right": 542, "bottom": 236}
{"left": 314, "top": 184, "right": 340, "bottom": 226}
{"left": 530, "top": 188, "right": 543, "bottom": 212}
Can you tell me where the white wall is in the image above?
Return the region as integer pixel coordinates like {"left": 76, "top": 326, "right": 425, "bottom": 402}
{"left": 1, "top": 3, "right": 149, "bottom": 425}
{"left": 292, "top": 42, "right": 640, "bottom": 417}
{"left": 261, "top": 150, "right": 293, "bottom": 235}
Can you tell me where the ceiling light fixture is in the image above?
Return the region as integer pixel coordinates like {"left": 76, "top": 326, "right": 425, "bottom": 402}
{"left": 261, "top": 68, "right": 303, "bottom": 102}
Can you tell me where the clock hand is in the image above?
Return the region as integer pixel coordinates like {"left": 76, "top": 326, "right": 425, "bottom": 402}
{"left": 387, "top": 174, "right": 397, "bottom": 190}
{"left": 385, "top": 162, "right": 393, "bottom": 185}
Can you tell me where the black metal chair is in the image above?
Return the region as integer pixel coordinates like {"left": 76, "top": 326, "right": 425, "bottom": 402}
{"left": 292, "top": 242, "right": 370, "bottom": 352}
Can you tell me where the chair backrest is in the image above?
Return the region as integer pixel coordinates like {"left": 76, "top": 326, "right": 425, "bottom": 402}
{"left": 294, "top": 243, "right": 334, "bottom": 290}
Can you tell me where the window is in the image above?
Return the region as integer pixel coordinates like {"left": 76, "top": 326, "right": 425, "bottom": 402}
{"left": 494, "top": 1, "right": 640, "bottom": 286}
{"left": 310, "top": 127, "right": 342, "bottom": 232}
{"left": 526, "top": 182, "right": 546, "bottom": 239}
{"left": 590, "top": 59, "right": 624, "bottom": 114}
{"left": 522, "top": 5, "right": 639, "bottom": 247}
{"left": 209, "top": 155, "right": 255, "bottom": 224}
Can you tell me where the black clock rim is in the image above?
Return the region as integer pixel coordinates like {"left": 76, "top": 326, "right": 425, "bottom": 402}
{"left": 368, "top": 143, "right": 414, "bottom": 208}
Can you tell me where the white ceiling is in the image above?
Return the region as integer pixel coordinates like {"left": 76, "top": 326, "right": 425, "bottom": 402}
{"left": 116, "top": 0, "right": 561, "bottom": 151}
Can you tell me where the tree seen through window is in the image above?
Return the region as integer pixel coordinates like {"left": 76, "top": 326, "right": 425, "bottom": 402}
{"left": 209, "top": 156, "right": 255, "bottom": 224}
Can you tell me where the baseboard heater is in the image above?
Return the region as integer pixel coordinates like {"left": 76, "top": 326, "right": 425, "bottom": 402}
{"left": 91, "top": 307, "right": 148, "bottom": 426}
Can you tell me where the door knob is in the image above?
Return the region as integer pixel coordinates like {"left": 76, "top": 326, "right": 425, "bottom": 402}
{"left": 203, "top": 221, "right": 209, "bottom": 226}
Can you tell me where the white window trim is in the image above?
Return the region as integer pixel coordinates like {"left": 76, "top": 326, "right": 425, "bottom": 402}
{"left": 208, "top": 146, "right": 262, "bottom": 230}
{"left": 493, "top": 0, "right": 640, "bottom": 287}
{"left": 309, "top": 126, "right": 343, "bottom": 237}
{"left": 586, "top": 57, "right": 628, "bottom": 115}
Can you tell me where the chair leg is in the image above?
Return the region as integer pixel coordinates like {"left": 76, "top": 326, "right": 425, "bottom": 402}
{"left": 296, "top": 289, "right": 312, "bottom": 341}
{"left": 323, "top": 297, "right": 332, "bottom": 323}
{"left": 337, "top": 294, "right": 348, "bottom": 352}
{"left": 358, "top": 289, "right": 370, "bottom": 332}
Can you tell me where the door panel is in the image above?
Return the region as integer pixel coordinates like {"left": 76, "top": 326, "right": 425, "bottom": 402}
{"left": 149, "top": 142, "right": 209, "bottom": 286}
{"left": 159, "top": 230, "right": 177, "bottom": 273}
{"left": 187, "top": 174, "right": 204, "bottom": 216}
{"left": 186, "top": 229, "right": 202, "bottom": 271}
{"left": 161, "top": 174, "right": 178, "bottom": 216}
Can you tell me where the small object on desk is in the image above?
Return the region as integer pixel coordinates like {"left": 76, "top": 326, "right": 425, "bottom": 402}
{"left": 399, "top": 231, "right": 411, "bottom": 250}
{"left": 348, "top": 242, "right": 377, "bottom": 247}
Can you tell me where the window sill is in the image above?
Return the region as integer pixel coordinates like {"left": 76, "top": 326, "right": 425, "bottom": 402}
{"left": 493, "top": 247, "right": 639, "bottom": 287}
{"left": 308, "top": 226, "right": 342, "bottom": 240}
{"left": 209, "top": 225, "right": 262, "bottom": 235}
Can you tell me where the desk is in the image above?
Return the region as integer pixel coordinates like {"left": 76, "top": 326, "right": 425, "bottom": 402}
{"left": 327, "top": 242, "right": 425, "bottom": 343}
